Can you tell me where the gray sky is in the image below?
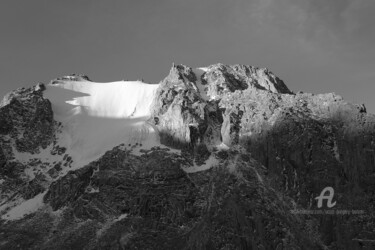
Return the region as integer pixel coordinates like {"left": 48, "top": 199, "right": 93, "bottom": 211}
{"left": 1, "top": 0, "right": 374, "bottom": 113}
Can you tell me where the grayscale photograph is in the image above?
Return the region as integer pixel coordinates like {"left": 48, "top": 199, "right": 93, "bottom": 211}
{"left": 0, "top": 0, "right": 374, "bottom": 249}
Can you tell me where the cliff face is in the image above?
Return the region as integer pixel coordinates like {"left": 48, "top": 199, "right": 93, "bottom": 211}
{"left": 0, "top": 84, "right": 58, "bottom": 211}
{"left": 231, "top": 90, "right": 375, "bottom": 248}
{"left": 2, "top": 146, "right": 323, "bottom": 249}
{"left": 151, "top": 64, "right": 292, "bottom": 149}
{"left": 151, "top": 64, "right": 375, "bottom": 249}
{"left": 0, "top": 65, "right": 375, "bottom": 249}
{"left": 0, "top": 83, "right": 55, "bottom": 153}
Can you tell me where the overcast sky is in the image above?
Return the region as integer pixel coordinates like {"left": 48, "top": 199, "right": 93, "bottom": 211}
{"left": 1, "top": 0, "right": 374, "bottom": 112}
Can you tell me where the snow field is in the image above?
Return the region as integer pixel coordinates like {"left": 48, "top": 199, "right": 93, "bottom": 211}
{"left": 44, "top": 80, "right": 160, "bottom": 169}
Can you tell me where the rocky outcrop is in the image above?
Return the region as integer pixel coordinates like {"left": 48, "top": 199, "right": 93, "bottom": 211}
{"left": 151, "top": 63, "right": 291, "bottom": 149}
{"left": 0, "top": 84, "right": 58, "bottom": 222}
{"left": 1, "top": 64, "right": 375, "bottom": 249}
{"left": 1, "top": 147, "right": 324, "bottom": 249}
{"left": 44, "top": 147, "right": 191, "bottom": 218}
{"left": 0, "top": 83, "right": 55, "bottom": 153}
{"left": 202, "top": 63, "right": 292, "bottom": 97}
{"left": 150, "top": 64, "right": 375, "bottom": 249}
{"left": 151, "top": 65, "right": 209, "bottom": 149}
{"left": 50, "top": 74, "right": 91, "bottom": 84}
{"left": 241, "top": 93, "right": 375, "bottom": 249}
{"left": 0, "top": 147, "right": 5, "bottom": 169}
{"left": 44, "top": 165, "right": 95, "bottom": 211}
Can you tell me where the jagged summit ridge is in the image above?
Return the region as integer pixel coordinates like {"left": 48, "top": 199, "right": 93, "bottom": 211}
{"left": 1, "top": 63, "right": 375, "bottom": 249}
{"left": 169, "top": 63, "right": 292, "bottom": 97}
{"left": 150, "top": 63, "right": 293, "bottom": 149}
{"left": 50, "top": 73, "right": 91, "bottom": 84}
{"left": 151, "top": 63, "right": 369, "bottom": 149}
{"left": 0, "top": 83, "right": 46, "bottom": 108}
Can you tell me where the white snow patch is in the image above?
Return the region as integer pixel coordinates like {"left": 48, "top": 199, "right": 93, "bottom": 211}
{"left": 44, "top": 80, "right": 162, "bottom": 170}
{"left": 2, "top": 192, "right": 46, "bottom": 220}
{"left": 24, "top": 167, "right": 36, "bottom": 179}
{"left": 96, "top": 214, "right": 128, "bottom": 237}
{"left": 11, "top": 142, "right": 65, "bottom": 179}
{"left": 192, "top": 68, "right": 209, "bottom": 101}
{"left": 254, "top": 169, "right": 264, "bottom": 183}
{"left": 86, "top": 187, "right": 100, "bottom": 194}
{"left": 12, "top": 143, "right": 63, "bottom": 166}
{"left": 194, "top": 67, "right": 219, "bottom": 101}
{"left": 198, "top": 67, "right": 209, "bottom": 72}
{"left": 217, "top": 143, "right": 230, "bottom": 150}
{"left": 48, "top": 80, "right": 158, "bottom": 118}
{"left": 182, "top": 155, "right": 219, "bottom": 173}
{"left": 123, "top": 121, "right": 161, "bottom": 156}
{"left": 114, "top": 213, "right": 128, "bottom": 222}
{"left": 333, "top": 140, "right": 340, "bottom": 161}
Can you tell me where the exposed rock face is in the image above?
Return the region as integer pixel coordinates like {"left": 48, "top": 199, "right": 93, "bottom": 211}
{"left": 151, "top": 63, "right": 291, "bottom": 148}
{"left": 0, "top": 147, "right": 5, "bottom": 169}
{"left": 50, "top": 74, "right": 91, "bottom": 84}
{"left": 1, "top": 64, "right": 375, "bottom": 249}
{"left": 242, "top": 92, "right": 375, "bottom": 249}
{"left": 151, "top": 65, "right": 209, "bottom": 148}
{"left": 1, "top": 147, "right": 323, "bottom": 249}
{"left": 151, "top": 64, "right": 375, "bottom": 249}
{"left": 0, "top": 84, "right": 58, "bottom": 223}
{"left": 202, "top": 64, "right": 292, "bottom": 97}
{"left": 0, "top": 83, "right": 55, "bottom": 153}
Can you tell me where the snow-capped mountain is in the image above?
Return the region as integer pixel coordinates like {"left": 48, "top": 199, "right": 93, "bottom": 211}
{"left": 45, "top": 77, "right": 160, "bottom": 168}
{"left": 0, "top": 64, "right": 374, "bottom": 249}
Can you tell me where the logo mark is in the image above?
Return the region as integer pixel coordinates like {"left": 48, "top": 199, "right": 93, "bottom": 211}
{"left": 315, "top": 187, "right": 336, "bottom": 208}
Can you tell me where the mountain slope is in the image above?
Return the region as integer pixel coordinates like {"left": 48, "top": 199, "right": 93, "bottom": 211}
{"left": 0, "top": 64, "right": 374, "bottom": 249}
{"left": 44, "top": 77, "right": 160, "bottom": 168}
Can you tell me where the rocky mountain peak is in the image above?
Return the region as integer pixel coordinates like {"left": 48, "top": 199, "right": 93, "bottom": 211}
{"left": 204, "top": 63, "right": 292, "bottom": 94}
{"left": 1, "top": 63, "right": 375, "bottom": 249}
{"left": 0, "top": 83, "right": 46, "bottom": 108}
{"left": 167, "top": 63, "right": 292, "bottom": 96}
{"left": 50, "top": 73, "right": 91, "bottom": 84}
{"left": 0, "top": 83, "right": 55, "bottom": 152}
{"left": 151, "top": 63, "right": 294, "bottom": 149}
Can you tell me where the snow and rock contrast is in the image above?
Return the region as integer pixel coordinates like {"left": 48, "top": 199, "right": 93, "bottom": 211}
{"left": 44, "top": 78, "right": 160, "bottom": 167}
{"left": 1, "top": 64, "right": 375, "bottom": 249}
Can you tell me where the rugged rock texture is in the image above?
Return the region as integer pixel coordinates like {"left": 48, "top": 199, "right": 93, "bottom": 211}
{"left": 1, "top": 147, "right": 324, "bottom": 249}
{"left": 202, "top": 64, "right": 292, "bottom": 96}
{"left": 151, "top": 64, "right": 291, "bottom": 149}
{"left": 242, "top": 93, "right": 375, "bottom": 249}
{"left": 0, "top": 83, "right": 55, "bottom": 153}
{"left": 0, "top": 84, "right": 61, "bottom": 222}
{"left": 1, "top": 64, "right": 375, "bottom": 249}
{"left": 151, "top": 64, "right": 375, "bottom": 249}
{"left": 50, "top": 74, "right": 91, "bottom": 84}
{"left": 0, "top": 147, "right": 5, "bottom": 169}
{"left": 151, "top": 65, "right": 210, "bottom": 148}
